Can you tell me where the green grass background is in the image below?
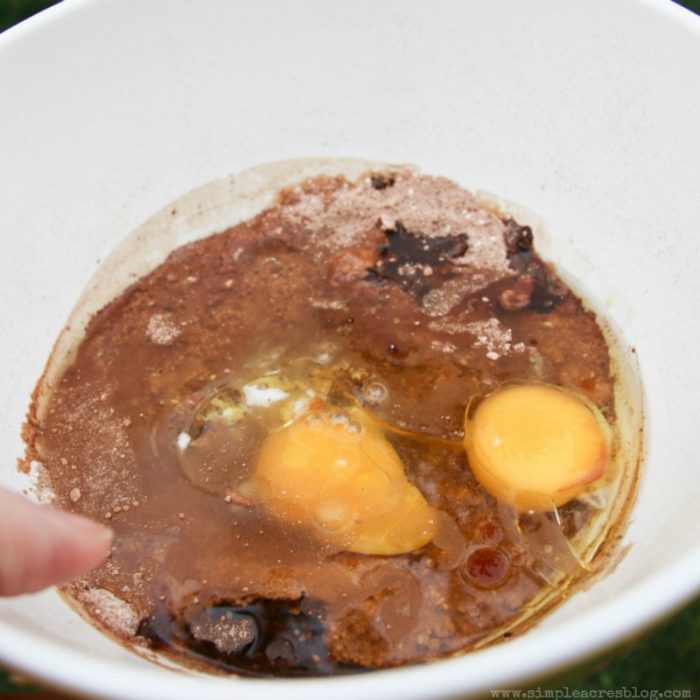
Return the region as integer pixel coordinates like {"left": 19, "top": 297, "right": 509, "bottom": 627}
{"left": 1, "top": 0, "right": 699, "bottom": 696}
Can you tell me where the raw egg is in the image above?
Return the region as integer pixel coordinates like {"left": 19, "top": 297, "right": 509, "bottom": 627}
{"left": 253, "top": 406, "right": 436, "bottom": 555}
{"left": 465, "top": 383, "right": 609, "bottom": 512}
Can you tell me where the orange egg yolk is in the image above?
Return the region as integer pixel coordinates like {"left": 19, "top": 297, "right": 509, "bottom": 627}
{"left": 465, "top": 384, "right": 609, "bottom": 512}
{"left": 253, "top": 408, "right": 436, "bottom": 555}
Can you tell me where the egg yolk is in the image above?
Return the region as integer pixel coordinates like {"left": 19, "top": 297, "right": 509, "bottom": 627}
{"left": 465, "top": 384, "right": 609, "bottom": 512}
{"left": 253, "top": 408, "right": 436, "bottom": 555}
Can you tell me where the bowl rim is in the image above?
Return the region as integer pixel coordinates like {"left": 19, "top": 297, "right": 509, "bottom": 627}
{"left": 1, "top": 0, "right": 700, "bottom": 697}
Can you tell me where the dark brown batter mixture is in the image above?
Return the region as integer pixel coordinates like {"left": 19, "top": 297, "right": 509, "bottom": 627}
{"left": 23, "top": 171, "right": 620, "bottom": 677}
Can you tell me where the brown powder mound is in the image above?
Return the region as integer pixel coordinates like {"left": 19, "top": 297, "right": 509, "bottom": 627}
{"left": 280, "top": 172, "right": 512, "bottom": 298}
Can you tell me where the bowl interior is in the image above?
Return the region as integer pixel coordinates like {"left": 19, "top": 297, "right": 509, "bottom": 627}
{"left": 0, "top": 1, "right": 699, "bottom": 698}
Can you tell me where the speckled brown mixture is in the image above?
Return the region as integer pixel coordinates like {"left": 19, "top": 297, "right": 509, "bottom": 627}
{"left": 23, "top": 171, "right": 617, "bottom": 677}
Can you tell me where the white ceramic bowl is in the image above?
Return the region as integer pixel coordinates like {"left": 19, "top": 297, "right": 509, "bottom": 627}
{"left": 1, "top": 1, "right": 699, "bottom": 698}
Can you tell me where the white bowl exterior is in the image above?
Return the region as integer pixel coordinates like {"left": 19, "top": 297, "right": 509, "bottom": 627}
{"left": 0, "top": 0, "right": 699, "bottom": 698}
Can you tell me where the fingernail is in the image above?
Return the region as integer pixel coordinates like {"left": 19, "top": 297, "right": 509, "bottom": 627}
{"left": 92, "top": 524, "right": 114, "bottom": 542}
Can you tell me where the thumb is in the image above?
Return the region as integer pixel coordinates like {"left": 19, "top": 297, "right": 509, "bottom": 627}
{"left": 0, "top": 488, "right": 113, "bottom": 596}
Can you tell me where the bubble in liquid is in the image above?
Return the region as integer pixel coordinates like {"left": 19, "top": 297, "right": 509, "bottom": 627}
{"left": 329, "top": 412, "right": 350, "bottom": 426}
{"left": 462, "top": 547, "right": 512, "bottom": 590}
{"left": 345, "top": 421, "right": 362, "bottom": 435}
{"left": 314, "top": 498, "right": 351, "bottom": 532}
{"left": 362, "top": 382, "right": 388, "bottom": 405}
{"left": 265, "top": 637, "right": 296, "bottom": 664}
{"left": 305, "top": 413, "right": 323, "bottom": 426}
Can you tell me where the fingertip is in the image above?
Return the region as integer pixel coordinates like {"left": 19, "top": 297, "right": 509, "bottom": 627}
{"left": 0, "top": 490, "right": 113, "bottom": 596}
{"left": 46, "top": 512, "right": 114, "bottom": 585}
